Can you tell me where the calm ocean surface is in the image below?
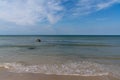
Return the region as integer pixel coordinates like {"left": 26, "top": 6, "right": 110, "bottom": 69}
{"left": 0, "top": 35, "right": 120, "bottom": 77}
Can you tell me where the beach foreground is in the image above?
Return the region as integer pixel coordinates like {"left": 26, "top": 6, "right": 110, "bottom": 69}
{"left": 0, "top": 71, "right": 119, "bottom": 80}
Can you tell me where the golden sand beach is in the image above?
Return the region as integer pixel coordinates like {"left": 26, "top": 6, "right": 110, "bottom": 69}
{"left": 0, "top": 70, "right": 119, "bottom": 80}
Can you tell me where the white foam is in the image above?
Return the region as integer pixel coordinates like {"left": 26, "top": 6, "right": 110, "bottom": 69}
{"left": 0, "top": 61, "right": 110, "bottom": 76}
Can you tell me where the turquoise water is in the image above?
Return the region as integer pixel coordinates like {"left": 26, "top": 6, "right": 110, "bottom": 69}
{"left": 0, "top": 35, "right": 120, "bottom": 77}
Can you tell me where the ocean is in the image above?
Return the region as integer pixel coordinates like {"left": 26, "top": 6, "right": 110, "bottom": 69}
{"left": 0, "top": 35, "right": 120, "bottom": 80}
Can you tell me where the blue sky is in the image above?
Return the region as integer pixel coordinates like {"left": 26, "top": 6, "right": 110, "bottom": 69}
{"left": 0, "top": 0, "right": 120, "bottom": 35}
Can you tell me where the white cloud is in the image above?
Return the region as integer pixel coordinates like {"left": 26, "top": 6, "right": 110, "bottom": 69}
{"left": 0, "top": 0, "right": 63, "bottom": 25}
{"left": 97, "top": 0, "right": 118, "bottom": 10}
{"left": 0, "top": 0, "right": 119, "bottom": 25}
{"left": 73, "top": 0, "right": 119, "bottom": 16}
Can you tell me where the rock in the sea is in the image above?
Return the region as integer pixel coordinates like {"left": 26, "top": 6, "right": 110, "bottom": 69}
{"left": 36, "top": 39, "right": 41, "bottom": 42}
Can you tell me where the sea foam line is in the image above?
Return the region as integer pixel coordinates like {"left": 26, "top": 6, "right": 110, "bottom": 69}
{"left": 0, "top": 61, "right": 110, "bottom": 76}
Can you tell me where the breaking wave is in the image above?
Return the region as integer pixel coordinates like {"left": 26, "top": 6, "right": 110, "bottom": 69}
{"left": 0, "top": 61, "right": 110, "bottom": 76}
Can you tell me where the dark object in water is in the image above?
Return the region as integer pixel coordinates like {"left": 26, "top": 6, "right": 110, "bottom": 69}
{"left": 28, "top": 47, "right": 35, "bottom": 50}
{"left": 36, "top": 39, "right": 41, "bottom": 42}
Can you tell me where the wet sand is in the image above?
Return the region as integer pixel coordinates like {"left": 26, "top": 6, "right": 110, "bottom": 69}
{"left": 0, "top": 70, "right": 119, "bottom": 80}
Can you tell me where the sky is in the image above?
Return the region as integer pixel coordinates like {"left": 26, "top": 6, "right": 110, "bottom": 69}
{"left": 0, "top": 0, "right": 120, "bottom": 35}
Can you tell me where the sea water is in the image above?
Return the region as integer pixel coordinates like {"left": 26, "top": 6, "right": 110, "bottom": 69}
{"left": 0, "top": 35, "right": 120, "bottom": 78}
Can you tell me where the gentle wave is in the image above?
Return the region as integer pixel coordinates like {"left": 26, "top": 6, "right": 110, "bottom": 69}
{"left": 0, "top": 39, "right": 114, "bottom": 48}
{"left": 0, "top": 43, "right": 113, "bottom": 48}
{"left": 0, "top": 61, "right": 109, "bottom": 76}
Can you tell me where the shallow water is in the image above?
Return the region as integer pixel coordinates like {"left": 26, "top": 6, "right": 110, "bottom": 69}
{"left": 0, "top": 35, "right": 120, "bottom": 79}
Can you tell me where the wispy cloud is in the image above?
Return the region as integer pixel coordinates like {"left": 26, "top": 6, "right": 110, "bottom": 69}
{"left": 97, "top": 0, "right": 118, "bottom": 10}
{"left": 0, "top": 0, "right": 119, "bottom": 25}
{"left": 73, "top": 0, "right": 119, "bottom": 16}
{"left": 0, "top": 0, "right": 63, "bottom": 25}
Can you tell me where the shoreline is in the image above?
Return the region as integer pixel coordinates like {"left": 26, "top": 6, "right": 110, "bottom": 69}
{"left": 0, "top": 71, "right": 119, "bottom": 80}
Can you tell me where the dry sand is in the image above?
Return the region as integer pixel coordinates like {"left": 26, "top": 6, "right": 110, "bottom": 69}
{"left": 0, "top": 71, "right": 119, "bottom": 80}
